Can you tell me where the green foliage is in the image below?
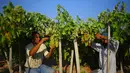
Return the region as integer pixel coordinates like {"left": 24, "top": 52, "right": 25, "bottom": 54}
{"left": 98, "top": 2, "right": 130, "bottom": 61}
{"left": 80, "top": 18, "right": 104, "bottom": 46}
{"left": 98, "top": 2, "right": 130, "bottom": 44}
{"left": 0, "top": 2, "right": 27, "bottom": 67}
{"left": 0, "top": 1, "right": 130, "bottom": 66}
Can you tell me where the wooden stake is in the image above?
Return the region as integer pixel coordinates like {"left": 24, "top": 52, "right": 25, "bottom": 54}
{"left": 74, "top": 38, "right": 80, "bottom": 73}
{"left": 59, "top": 39, "right": 63, "bottom": 73}
{"left": 70, "top": 50, "right": 74, "bottom": 73}
{"left": 107, "top": 23, "right": 110, "bottom": 73}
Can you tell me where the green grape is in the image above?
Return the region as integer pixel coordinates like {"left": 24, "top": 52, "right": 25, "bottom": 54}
{"left": 85, "top": 42, "right": 88, "bottom": 46}
{"left": 81, "top": 36, "right": 85, "bottom": 43}
{"left": 49, "top": 37, "right": 55, "bottom": 47}
{"left": 55, "top": 40, "right": 59, "bottom": 47}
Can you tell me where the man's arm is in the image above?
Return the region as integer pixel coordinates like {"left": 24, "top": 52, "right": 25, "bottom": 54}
{"left": 90, "top": 33, "right": 104, "bottom": 52}
{"left": 91, "top": 42, "right": 101, "bottom": 52}
{"left": 45, "top": 47, "right": 55, "bottom": 59}
{"left": 100, "top": 34, "right": 119, "bottom": 52}
{"left": 29, "top": 38, "right": 48, "bottom": 56}
{"left": 110, "top": 38, "right": 119, "bottom": 52}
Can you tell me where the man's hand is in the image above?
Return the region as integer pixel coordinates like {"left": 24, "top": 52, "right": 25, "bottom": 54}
{"left": 95, "top": 33, "right": 102, "bottom": 39}
{"left": 45, "top": 44, "right": 56, "bottom": 59}
{"left": 96, "top": 33, "right": 108, "bottom": 40}
{"left": 41, "top": 37, "right": 49, "bottom": 43}
{"left": 50, "top": 44, "right": 56, "bottom": 50}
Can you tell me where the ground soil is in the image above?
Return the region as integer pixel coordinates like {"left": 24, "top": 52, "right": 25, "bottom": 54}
{"left": 0, "top": 59, "right": 130, "bottom": 73}
{"left": 1, "top": 64, "right": 130, "bottom": 73}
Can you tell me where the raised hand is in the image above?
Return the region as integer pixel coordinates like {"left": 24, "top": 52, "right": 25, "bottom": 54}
{"left": 40, "top": 37, "right": 49, "bottom": 43}
{"left": 95, "top": 33, "right": 102, "bottom": 39}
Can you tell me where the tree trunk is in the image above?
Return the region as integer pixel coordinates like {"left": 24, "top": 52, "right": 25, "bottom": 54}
{"left": 19, "top": 64, "right": 22, "bottom": 73}
{"left": 120, "top": 62, "right": 124, "bottom": 73}
{"left": 9, "top": 45, "right": 13, "bottom": 73}
{"left": 4, "top": 51, "right": 12, "bottom": 73}
{"left": 70, "top": 50, "right": 74, "bottom": 73}
{"left": 59, "top": 39, "right": 63, "bottom": 73}
{"left": 18, "top": 42, "right": 22, "bottom": 73}
{"left": 74, "top": 38, "right": 80, "bottom": 73}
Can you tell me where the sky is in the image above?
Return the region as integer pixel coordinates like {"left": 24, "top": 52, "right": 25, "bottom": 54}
{"left": 0, "top": 0, "right": 130, "bottom": 20}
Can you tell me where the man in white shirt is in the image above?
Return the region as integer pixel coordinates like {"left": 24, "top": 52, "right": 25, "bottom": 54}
{"left": 24, "top": 31, "right": 55, "bottom": 73}
{"left": 91, "top": 33, "right": 119, "bottom": 73}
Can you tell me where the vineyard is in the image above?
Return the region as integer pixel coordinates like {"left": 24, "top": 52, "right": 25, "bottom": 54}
{"left": 0, "top": 1, "right": 130, "bottom": 73}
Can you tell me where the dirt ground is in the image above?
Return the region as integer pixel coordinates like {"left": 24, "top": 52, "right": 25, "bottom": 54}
{"left": 1, "top": 64, "right": 130, "bottom": 73}
{"left": 0, "top": 59, "right": 130, "bottom": 73}
{"left": 0, "top": 65, "right": 91, "bottom": 73}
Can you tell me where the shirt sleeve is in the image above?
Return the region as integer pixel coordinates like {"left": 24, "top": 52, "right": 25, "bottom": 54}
{"left": 25, "top": 44, "right": 33, "bottom": 57}
{"left": 26, "top": 47, "right": 30, "bottom": 56}
{"left": 91, "top": 43, "right": 102, "bottom": 52}
{"left": 39, "top": 44, "right": 49, "bottom": 56}
{"left": 110, "top": 38, "right": 119, "bottom": 53}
